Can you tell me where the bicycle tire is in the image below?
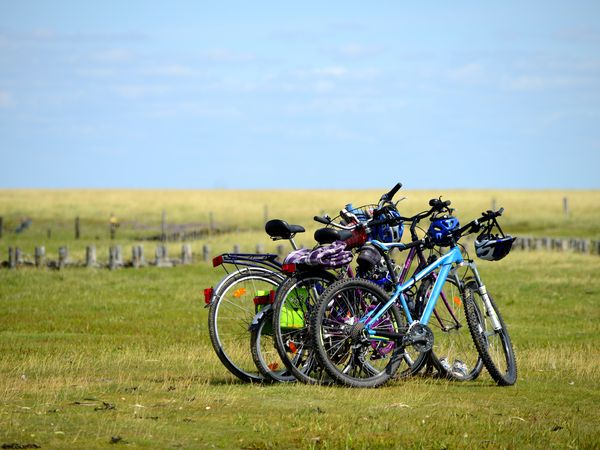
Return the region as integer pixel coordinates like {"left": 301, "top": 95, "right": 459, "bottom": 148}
{"left": 208, "top": 268, "right": 284, "bottom": 382}
{"left": 250, "top": 308, "right": 297, "bottom": 383}
{"left": 463, "top": 280, "right": 517, "bottom": 386}
{"left": 418, "top": 277, "right": 484, "bottom": 381}
{"left": 272, "top": 270, "right": 338, "bottom": 384}
{"left": 311, "top": 278, "right": 407, "bottom": 388}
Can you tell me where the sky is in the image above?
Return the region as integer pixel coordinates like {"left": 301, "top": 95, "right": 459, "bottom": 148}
{"left": 1, "top": 1, "right": 599, "bottom": 189}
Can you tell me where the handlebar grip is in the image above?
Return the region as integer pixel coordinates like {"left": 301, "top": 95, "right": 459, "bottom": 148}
{"left": 383, "top": 183, "right": 402, "bottom": 201}
{"left": 313, "top": 216, "right": 330, "bottom": 225}
{"left": 428, "top": 198, "right": 451, "bottom": 209}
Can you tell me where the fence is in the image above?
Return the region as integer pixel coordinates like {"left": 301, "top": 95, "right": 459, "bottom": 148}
{"left": 2, "top": 243, "right": 288, "bottom": 270}
{"left": 1, "top": 237, "right": 599, "bottom": 271}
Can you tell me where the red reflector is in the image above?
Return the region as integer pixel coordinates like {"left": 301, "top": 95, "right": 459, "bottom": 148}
{"left": 253, "top": 290, "right": 276, "bottom": 306}
{"left": 253, "top": 294, "right": 271, "bottom": 305}
{"left": 204, "top": 287, "right": 214, "bottom": 304}
{"left": 282, "top": 263, "right": 296, "bottom": 273}
{"left": 212, "top": 255, "right": 224, "bottom": 267}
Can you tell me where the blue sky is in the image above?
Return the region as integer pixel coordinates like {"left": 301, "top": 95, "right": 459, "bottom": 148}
{"left": 1, "top": 1, "right": 599, "bottom": 189}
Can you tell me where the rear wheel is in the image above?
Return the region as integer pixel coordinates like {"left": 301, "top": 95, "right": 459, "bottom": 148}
{"left": 311, "top": 279, "right": 408, "bottom": 388}
{"left": 463, "top": 280, "right": 517, "bottom": 386}
{"left": 208, "top": 269, "right": 283, "bottom": 382}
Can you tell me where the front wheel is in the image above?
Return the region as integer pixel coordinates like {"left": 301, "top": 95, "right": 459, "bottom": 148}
{"left": 419, "top": 276, "right": 483, "bottom": 381}
{"left": 463, "top": 280, "right": 517, "bottom": 386}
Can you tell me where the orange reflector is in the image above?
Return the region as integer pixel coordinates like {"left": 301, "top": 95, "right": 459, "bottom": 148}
{"left": 453, "top": 296, "right": 462, "bottom": 306}
{"left": 288, "top": 342, "right": 297, "bottom": 354}
{"left": 233, "top": 288, "right": 247, "bottom": 298}
{"left": 267, "top": 362, "right": 279, "bottom": 371}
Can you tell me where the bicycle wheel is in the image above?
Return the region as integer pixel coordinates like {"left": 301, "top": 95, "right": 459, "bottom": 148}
{"left": 250, "top": 308, "right": 297, "bottom": 383}
{"left": 208, "top": 268, "right": 284, "bottom": 382}
{"left": 418, "top": 276, "right": 483, "bottom": 381}
{"left": 311, "top": 278, "right": 406, "bottom": 388}
{"left": 272, "top": 270, "right": 337, "bottom": 384}
{"left": 463, "top": 280, "right": 517, "bottom": 386}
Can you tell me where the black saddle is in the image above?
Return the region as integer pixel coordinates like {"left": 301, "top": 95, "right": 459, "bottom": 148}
{"left": 265, "top": 219, "right": 305, "bottom": 240}
{"left": 314, "top": 227, "right": 353, "bottom": 245}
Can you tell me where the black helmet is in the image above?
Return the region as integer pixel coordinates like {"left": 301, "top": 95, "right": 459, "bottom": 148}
{"left": 356, "top": 244, "right": 381, "bottom": 271}
{"left": 474, "top": 234, "right": 516, "bottom": 261}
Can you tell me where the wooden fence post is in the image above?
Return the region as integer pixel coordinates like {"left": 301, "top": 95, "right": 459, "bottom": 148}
{"left": 181, "top": 244, "right": 192, "bottom": 264}
{"left": 47, "top": 228, "right": 52, "bottom": 239}
{"left": 58, "top": 246, "right": 68, "bottom": 270}
{"left": 86, "top": 245, "right": 97, "bottom": 268}
{"left": 161, "top": 210, "right": 167, "bottom": 242}
{"left": 35, "top": 246, "right": 46, "bottom": 267}
{"left": 233, "top": 244, "right": 240, "bottom": 253}
{"left": 0, "top": 216, "right": 3, "bottom": 239}
{"left": 109, "top": 246, "right": 118, "bottom": 270}
{"left": 132, "top": 245, "right": 145, "bottom": 268}
{"left": 202, "top": 244, "right": 210, "bottom": 262}
{"left": 8, "top": 247, "right": 16, "bottom": 269}
{"left": 155, "top": 244, "right": 172, "bottom": 267}
{"left": 75, "top": 216, "right": 81, "bottom": 240}
{"left": 491, "top": 198, "right": 496, "bottom": 211}
{"left": 563, "top": 197, "right": 569, "bottom": 217}
{"left": 255, "top": 243, "right": 264, "bottom": 254}
{"left": 209, "top": 212, "right": 215, "bottom": 235}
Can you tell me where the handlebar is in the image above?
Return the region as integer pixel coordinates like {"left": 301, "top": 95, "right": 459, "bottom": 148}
{"left": 454, "top": 207, "right": 505, "bottom": 238}
{"left": 380, "top": 182, "right": 402, "bottom": 204}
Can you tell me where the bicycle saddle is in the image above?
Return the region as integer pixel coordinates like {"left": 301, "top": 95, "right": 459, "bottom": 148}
{"left": 265, "top": 219, "right": 305, "bottom": 240}
{"left": 314, "top": 227, "right": 353, "bottom": 245}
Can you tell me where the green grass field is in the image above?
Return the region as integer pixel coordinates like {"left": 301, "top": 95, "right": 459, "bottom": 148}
{"left": 1, "top": 189, "right": 600, "bottom": 448}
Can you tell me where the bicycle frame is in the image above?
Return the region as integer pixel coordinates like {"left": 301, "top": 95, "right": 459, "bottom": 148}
{"left": 362, "top": 242, "right": 464, "bottom": 337}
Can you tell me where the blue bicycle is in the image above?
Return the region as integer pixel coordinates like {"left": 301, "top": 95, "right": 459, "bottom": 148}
{"left": 311, "top": 201, "right": 518, "bottom": 388}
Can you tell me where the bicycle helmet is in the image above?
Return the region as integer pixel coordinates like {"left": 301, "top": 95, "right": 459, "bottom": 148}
{"left": 356, "top": 244, "right": 381, "bottom": 272}
{"left": 427, "top": 216, "right": 460, "bottom": 246}
{"left": 370, "top": 207, "right": 404, "bottom": 243}
{"left": 474, "top": 234, "right": 516, "bottom": 261}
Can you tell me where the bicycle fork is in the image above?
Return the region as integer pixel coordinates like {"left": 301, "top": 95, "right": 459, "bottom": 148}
{"left": 463, "top": 261, "right": 502, "bottom": 331}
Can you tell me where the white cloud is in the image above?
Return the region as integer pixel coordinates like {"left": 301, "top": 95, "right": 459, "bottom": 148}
{"left": 112, "top": 84, "right": 171, "bottom": 99}
{"left": 449, "top": 63, "right": 485, "bottom": 83}
{"left": 311, "top": 66, "right": 348, "bottom": 77}
{"left": 337, "top": 43, "right": 379, "bottom": 59}
{"left": 200, "top": 49, "right": 257, "bottom": 63}
{"left": 144, "top": 65, "right": 195, "bottom": 77}
{"left": 93, "top": 49, "right": 133, "bottom": 63}
{"left": 504, "top": 75, "right": 584, "bottom": 91}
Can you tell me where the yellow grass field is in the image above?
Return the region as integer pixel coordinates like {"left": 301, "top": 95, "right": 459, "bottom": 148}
{"left": 1, "top": 189, "right": 598, "bottom": 261}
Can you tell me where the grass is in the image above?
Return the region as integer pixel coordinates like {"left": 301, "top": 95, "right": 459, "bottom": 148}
{"left": 1, "top": 250, "right": 600, "bottom": 449}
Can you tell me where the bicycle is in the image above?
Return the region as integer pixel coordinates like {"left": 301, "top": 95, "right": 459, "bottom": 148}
{"left": 257, "top": 184, "right": 429, "bottom": 383}
{"left": 205, "top": 219, "right": 305, "bottom": 383}
{"left": 206, "top": 201, "right": 391, "bottom": 383}
{"left": 311, "top": 202, "right": 517, "bottom": 387}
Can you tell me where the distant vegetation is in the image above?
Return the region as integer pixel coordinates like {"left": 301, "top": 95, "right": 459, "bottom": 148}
{"left": 1, "top": 189, "right": 598, "bottom": 261}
